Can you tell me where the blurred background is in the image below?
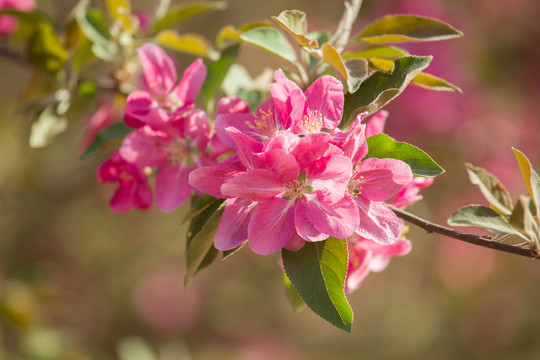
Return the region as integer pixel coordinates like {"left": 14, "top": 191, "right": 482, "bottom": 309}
{"left": 2, "top": 0, "right": 540, "bottom": 359}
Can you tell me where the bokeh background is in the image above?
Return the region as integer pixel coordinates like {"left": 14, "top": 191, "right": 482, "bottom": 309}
{"left": 2, "top": 0, "right": 540, "bottom": 359}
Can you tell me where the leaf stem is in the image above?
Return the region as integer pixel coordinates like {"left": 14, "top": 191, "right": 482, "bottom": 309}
{"left": 388, "top": 204, "right": 540, "bottom": 259}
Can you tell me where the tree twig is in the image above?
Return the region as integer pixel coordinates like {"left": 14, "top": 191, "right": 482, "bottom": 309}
{"left": 388, "top": 204, "right": 540, "bottom": 259}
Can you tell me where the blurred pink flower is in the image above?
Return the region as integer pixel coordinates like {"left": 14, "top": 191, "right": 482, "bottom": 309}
{"left": 0, "top": 0, "right": 35, "bottom": 36}
{"left": 97, "top": 151, "right": 152, "bottom": 213}
{"left": 124, "top": 44, "right": 206, "bottom": 130}
{"left": 80, "top": 102, "right": 117, "bottom": 153}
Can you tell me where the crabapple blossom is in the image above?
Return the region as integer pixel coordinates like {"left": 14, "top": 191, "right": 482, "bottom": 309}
{"left": 0, "top": 0, "right": 36, "bottom": 36}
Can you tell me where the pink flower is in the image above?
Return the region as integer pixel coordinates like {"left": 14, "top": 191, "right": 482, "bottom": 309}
{"left": 0, "top": 0, "right": 35, "bottom": 36}
{"left": 80, "top": 102, "right": 117, "bottom": 153}
{"left": 215, "top": 70, "right": 344, "bottom": 148}
{"left": 332, "top": 118, "right": 413, "bottom": 245}
{"left": 124, "top": 44, "right": 206, "bottom": 130}
{"left": 120, "top": 109, "right": 212, "bottom": 212}
{"left": 345, "top": 233, "right": 411, "bottom": 292}
{"left": 390, "top": 176, "right": 434, "bottom": 209}
{"left": 190, "top": 130, "right": 358, "bottom": 255}
{"left": 97, "top": 151, "right": 153, "bottom": 213}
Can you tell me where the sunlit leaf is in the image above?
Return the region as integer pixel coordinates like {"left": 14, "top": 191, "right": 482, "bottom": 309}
{"left": 509, "top": 195, "right": 538, "bottom": 244}
{"left": 513, "top": 148, "right": 540, "bottom": 219}
{"left": 156, "top": 30, "right": 218, "bottom": 59}
{"left": 352, "top": 15, "right": 463, "bottom": 44}
{"left": 343, "top": 45, "right": 409, "bottom": 59}
{"left": 344, "top": 58, "right": 368, "bottom": 93}
{"left": 365, "top": 133, "right": 444, "bottom": 177}
{"left": 29, "top": 106, "right": 68, "bottom": 148}
{"left": 26, "top": 22, "right": 68, "bottom": 73}
{"left": 152, "top": 1, "right": 227, "bottom": 33}
{"left": 342, "top": 56, "right": 432, "bottom": 126}
{"left": 322, "top": 42, "right": 347, "bottom": 78}
{"left": 272, "top": 10, "right": 318, "bottom": 48}
{"left": 184, "top": 203, "right": 225, "bottom": 287}
{"left": 465, "top": 163, "right": 513, "bottom": 215}
{"left": 80, "top": 122, "right": 133, "bottom": 159}
{"left": 240, "top": 27, "right": 297, "bottom": 63}
{"left": 449, "top": 205, "right": 521, "bottom": 235}
{"left": 105, "top": 0, "right": 133, "bottom": 32}
{"left": 283, "top": 272, "right": 305, "bottom": 312}
{"left": 282, "top": 238, "right": 353, "bottom": 333}
{"left": 222, "top": 64, "right": 253, "bottom": 96}
{"left": 202, "top": 44, "right": 240, "bottom": 102}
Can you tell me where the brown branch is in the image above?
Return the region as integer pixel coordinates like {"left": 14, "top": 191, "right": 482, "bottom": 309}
{"left": 388, "top": 204, "right": 540, "bottom": 260}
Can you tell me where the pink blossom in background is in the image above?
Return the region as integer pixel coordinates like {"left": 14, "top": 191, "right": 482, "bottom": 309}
{"left": 120, "top": 109, "right": 213, "bottom": 212}
{"left": 124, "top": 44, "right": 206, "bottom": 130}
{"left": 215, "top": 70, "right": 343, "bottom": 148}
{"left": 97, "top": 151, "right": 152, "bottom": 213}
{"left": 390, "top": 176, "right": 434, "bottom": 209}
{"left": 0, "top": 0, "right": 36, "bottom": 36}
{"left": 80, "top": 102, "right": 117, "bottom": 153}
{"left": 345, "top": 233, "right": 412, "bottom": 292}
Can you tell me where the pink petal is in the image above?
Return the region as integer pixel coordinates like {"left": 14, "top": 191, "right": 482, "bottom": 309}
{"left": 308, "top": 154, "right": 352, "bottom": 203}
{"left": 137, "top": 44, "right": 177, "bottom": 95}
{"left": 133, "top": 183, "right": 153, "bottom": 210}
{"left": 304, "top": 195, "right": 359, "bottom": 239}
{"left": 345, "top": 246, "right": 371, "bottom": 292}
{"left": 124, "top": 90, "right": 154, "bottom": 128}
{"left": 270, "top": 71, "right": 305, "bottom": 130}
{"left": 188, "top": 156, "right": 245, "bottom": 198}
{"left": 184, "top": 109, "right": 210, "bottom": 151}
{"left": 120, "top": 127, "right": 167, "bottom": 167}
{"left": 214, "top": 198, "right": 254, "bottom": 251}
{"left": 215, "top": 113, "right": 265, "bottom": 149}
{"left": 172, "top": 58, "right": 206, "bottom": 106}
{"left": 221, "top": 169, "right": 285, "bottom": 201}
{"left": 365, "top": 110, "right": 388, "bottom": 137}
{"left": 110, "top": 181, "right": 135, "bottom": 213}
{"left": 155, "top": 163, "right": 192, "bottom": 212}
{"left": 332, "top": 118, "right": 368, "bottom": 164}
{"left": 294, "top": 197, "right": 329, "bottom": 242}
{"left": 217, "top": 96, "right": 250, "bottom": 114}
{"left": 355, "top": 198, "right": 402, "bottom": 245}
{"left": 355, "top": 158, "right": 413, "bottom": 201}
{"left": 226, "top": 127, "right": 263, "bottom": 170}
{"left": 291, "top": 133, "right": 342, "bottom": 170}
{"left": 304, "top": 75, "right": 344, "bottom": 129}
{"left": 258, "top": 148, "right": 299, "bottom": 183}
{"left": 357, "top": 237, "right": 412, "bottom": 257}
{"left": 263, "top": 131, "right": 300, "bottom": 154}
{"left": 248, "top": 197, "right": 296, "bottom": 255}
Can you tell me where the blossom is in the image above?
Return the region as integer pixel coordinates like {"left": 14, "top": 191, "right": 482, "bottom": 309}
{"left": 345, "top": 233, "right": 411, "bottom": 292}
{"left": 390, "top": 176, "right": 434, "bottom": 209}
{"left": 190, "top": 130, "right": 358, "bottom": 255}
{"left": 121, "top": 109, "right": 212, "bottom": 212}
{"left": 97, "top": 151, "right": 152, "bottom": 213}
{"left": 0, "top": 0, "right": 36, "bottom": 36}
{"left": 124, "top": 44, "right": 206, "bottom": 130}
{"left": 80, "top": 102, "right": 117, "bottom": 153}
{"left": 215, "top": 70, "right": 344, "bottom": 148}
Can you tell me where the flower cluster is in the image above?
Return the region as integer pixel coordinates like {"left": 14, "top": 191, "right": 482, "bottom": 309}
{"left": 189, "top": 71, "right": 414, "bottom": 255}
{"left": 98, "top": 44, "right": 216, "bottom": 212}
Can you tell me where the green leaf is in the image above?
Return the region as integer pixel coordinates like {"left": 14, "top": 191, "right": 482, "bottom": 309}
{"left": 238, "top": 90, "right": 264, "bottom": 112}
{"left": 152, "top": 1, "right": 227, "bottom": 33}
{"left": 341, "top": 56, "right": 432, "bottom": 126}
{"left": 412, "top": 72, "right": 462, "bottom": 92}
{"left": 344, "top": 58, "right": 368, "bottom": 94}
{"left": 448, "top": 205, "right": 521, "bottom": 235}
{"left": 322, "top": 42, "right": 347, "bottom": 79}
{"left": 201, "top": 44, "right": 240, "bottom": 102}
{"left": 352, "top": 15, "right": 463, "bottom": 44}
{"left": 283, "top": 272, "right": 305, "bottom": 312}
{"left": 76, "top": 6, "right": 117, "bottom": 61}
{"left": 513, "top": 148, "right": 540, "bottom": 221}
{"left": 509, "top": 195, "right": 538, "bottom": 244}
{"left": 182, "top": 195, "right": 225, "bottom": 225}
{"left": 272, "top": 10, "right": 318, "bottom": 48}
{"left": 29, "top": 106, "right": 68, "bottom": 148}
{"left": 240, "top": 27, "right": 297, "bottom": 63}
{"left": 26, "top": 22, "right": 68, "bottom": 73}
{"left": 222, "top": 64, "right": 253, "bottom": 96}
{"left": 365, "top": 133, "right": 444, "bottom": 177}
{"left": 342, "top": 45, "right": 409, "bottom": 59}
{"left": 80, "top": 122, "right": 133, "bottom": 159}
{"left": 184, "top": 204, "right": 225, "bottom": 287}
{"left": 282, "top": 238, "right": 353, "bottom": 333}
{"left": 465, "top": 163, "right": 513, "bottom": 216}
{"left": 156, "top": 30, "right": 218, "bottom": 59}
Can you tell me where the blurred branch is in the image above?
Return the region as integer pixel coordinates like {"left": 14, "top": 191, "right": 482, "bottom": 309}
{"left": 389, "top": 204, "right": 540, "bottom": 259}
{"left": 0, "top": 45, "right": 28, "bottom": 64}
{"left": 330, "top": 0, "right": 363, "bottom": 52}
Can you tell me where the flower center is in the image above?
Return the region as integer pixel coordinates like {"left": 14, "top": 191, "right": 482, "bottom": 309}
{"left": 347, "top": 171, "right": 364, "bottom": 197}
{"left": 301, "top": 109, "right": 323, "bottom": 133}
{"left": 282, "top": 173, "right": 315, "bottom": 200}
{"left": 244, "top": 109, "right": 277, "bottom": 137}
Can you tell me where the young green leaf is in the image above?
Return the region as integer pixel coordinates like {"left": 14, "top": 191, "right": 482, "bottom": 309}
{"left": 272, "top": 10, "right": 318, "bottom": 48}
{"left": 509, "top": 195, "right": 538, "bottom": 246}
{"left": 80, "top": 122, "right": 133, "bottom": 159}
{"left": 341, "top": 56, "right": 432, "bottom": 126}
{"left": 342, "top": 45, "right": 409, "bottom": 59}
{"left": 156, "top": 30, "right": 218, "bottom": 60}
{"left": 182, "top": 195, "right": 225, "bottom": 225}
{"left": 283, "top": 272, "right": 305, "bottom": 312}
{"left": 465, "top": 163, "right": 513, "bottom": 215}
{"left": 344, "top": 58, "right": 368, "bottom": 93}
{"left": 201, "top": 44, "right": 240, "bottom": 102}
{"left": 412, "top": 72, "right": 462, "bottom": 92}
{"left": 513, "top": 148, "right": 540, "bottom": 222}
{"left": 184, "top": 203, "right": 225, "bottom": 287}
{"left": 365, "top": 133, "right": 444, "bottom": 177}
{"left": 448, "top": 205, "right": 521, "bottom": 235}
{"left": 26, "top": 22, "right": 68, "bottom": 73}
{"left": 29, "top": 106, "right": 68, "bottom": 148}
{"left": 240, "top": 27, "right": 297, "bottom": 63}
{"left": 152, "top": 1, "right": 227, "bottom": 33}
{"left": 282, "top": 238, "right": 353, "bottom": 333}
{"left": 322, "top": 42, "right": 347, "bottom": 79}
{"left": 352, "top": 15, "right": 463, "bottom": 44}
